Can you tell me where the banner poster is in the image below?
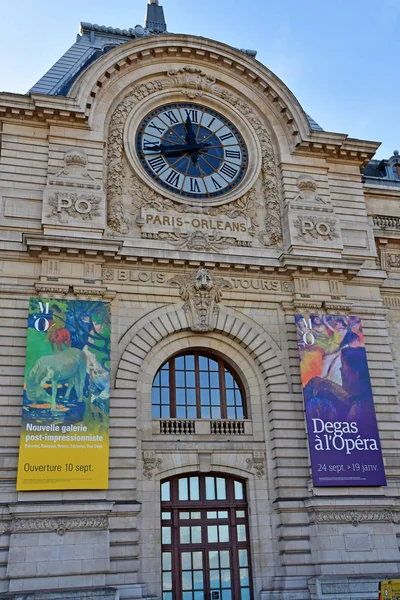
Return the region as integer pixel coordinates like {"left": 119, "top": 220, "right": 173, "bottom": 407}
{"left": 17, "top": 298, "right": 110, "bottom": 491}
{"left": 295, "top": 314, "right": 386, "bottom": 487}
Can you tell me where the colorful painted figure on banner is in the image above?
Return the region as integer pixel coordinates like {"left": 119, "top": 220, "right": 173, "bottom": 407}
{"left": 296, "top": 315, "right": 374, "bottom": 421}
{"left": 23, "top": 299, "right": 110, "bottom": 432}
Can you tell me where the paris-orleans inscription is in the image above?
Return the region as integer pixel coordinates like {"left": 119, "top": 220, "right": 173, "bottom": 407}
{"left": 101, "top": 268, "right": 292, "bottom": 292}
{"left": 139, "top": 208, "right": 253, "bottom": 246}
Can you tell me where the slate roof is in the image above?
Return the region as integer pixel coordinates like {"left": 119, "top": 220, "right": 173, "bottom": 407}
{"left": 27, "top": 2, "right": 324, "bottom": 132}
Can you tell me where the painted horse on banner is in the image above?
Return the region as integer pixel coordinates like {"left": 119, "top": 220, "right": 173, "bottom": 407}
{"left": 26, "top": 348, "right": 87, "bottom": 411}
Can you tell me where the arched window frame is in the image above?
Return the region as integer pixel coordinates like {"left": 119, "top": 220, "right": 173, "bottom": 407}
{"left": 152, "top": 350, "right": 247, "bottom": 420}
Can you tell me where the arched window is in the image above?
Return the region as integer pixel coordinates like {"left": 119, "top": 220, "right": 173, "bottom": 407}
{"left": 161, "top": 474, "right": 253, "bottom": 600}
{"left": 152, "top": 352, "right": 246, "bottom": 420}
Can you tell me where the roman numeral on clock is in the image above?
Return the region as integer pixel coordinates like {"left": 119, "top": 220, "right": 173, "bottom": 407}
{"left": 148, "top": 156, "right": 167, "bottom": 174}
{"left": 211, "top": 177, "right": 222, "bottom": 190}
{"left": 147, "top": 121, "right": 165, "bottom": 135}
{"left": 165, "top": 170, "right": 181, "bottom": 188}
{"left": 225, "top": 149, "right": 241, "bottom": 160}
{"left": 189, "top": 178, "right": 201, "bottom": 193}
{"left": 220, "top": 163, "right": 238, "bottom": 179}
{"left": 163, "top": 111, "right": 179, "bottom": 125}
{"left": 143, "top": 139, "right": 159, "bottom": 151}
{"left": 184, "top": 109, "right": 199, "bottom": 123}
{"left": 219, "top": 132, "right": 234, "bottom": 142}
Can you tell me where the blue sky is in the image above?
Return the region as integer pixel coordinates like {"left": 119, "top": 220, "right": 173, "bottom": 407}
{"left": 1, "top": 0, "right": 399, "bottom": 160}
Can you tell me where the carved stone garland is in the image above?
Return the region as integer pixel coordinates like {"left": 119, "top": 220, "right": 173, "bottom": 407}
{"left": 105, "top": 66, "right": 282, "bottom": 247}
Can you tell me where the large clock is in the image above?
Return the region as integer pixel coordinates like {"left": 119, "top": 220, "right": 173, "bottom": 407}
{"left": 135, "top": 102, "right": 248, "bottom": 200}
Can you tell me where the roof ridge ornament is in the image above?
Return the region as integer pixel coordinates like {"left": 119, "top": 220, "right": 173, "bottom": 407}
{"left": 144, "top": 0, "right": 167, "bottom": 32}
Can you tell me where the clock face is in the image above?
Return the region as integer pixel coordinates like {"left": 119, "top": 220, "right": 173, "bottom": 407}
{"left": 136, "top": 103, "right": 248, "bottom": 200}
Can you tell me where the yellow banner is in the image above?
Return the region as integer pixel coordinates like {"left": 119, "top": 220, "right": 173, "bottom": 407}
{"left": 17, "top": 298, "right": 110, "bottom": 490}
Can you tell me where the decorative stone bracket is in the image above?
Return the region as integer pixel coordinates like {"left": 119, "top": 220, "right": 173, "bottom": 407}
{"left": 143, "top": 450, "right": 163, "bottom": 480}
{"left": 245, "top": 451, "right": 266, "bottom": 479}
{"left": 169, "top": 267, "right": 231, "bottom": 332}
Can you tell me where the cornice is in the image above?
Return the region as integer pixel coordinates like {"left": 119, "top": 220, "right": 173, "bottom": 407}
{"left": 294, "top": 133, "right": 380, "bottom": 167}
{"left": 0, "top": 92, "right": 86, "bottom": 125}
{"left": 23, "top": 233, "right": 122, "bottom": 257}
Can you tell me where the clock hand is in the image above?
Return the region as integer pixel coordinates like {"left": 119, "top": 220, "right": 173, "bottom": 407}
{"left": 185, "top": 115, "right": 197, "bottom": 147}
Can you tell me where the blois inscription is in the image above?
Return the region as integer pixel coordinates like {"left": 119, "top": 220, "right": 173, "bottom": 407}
{"left": 100, "top": 267, "right": 293, "bottom": 293}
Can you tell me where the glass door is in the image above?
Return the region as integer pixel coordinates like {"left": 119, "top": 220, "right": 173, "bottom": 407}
{"left": 161, "top": 475, "right": 253, "bottom": 600}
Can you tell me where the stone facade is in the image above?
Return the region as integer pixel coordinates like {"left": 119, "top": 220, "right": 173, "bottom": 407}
{"left": 0, "top": 24, "right": 399, "bottom": 600}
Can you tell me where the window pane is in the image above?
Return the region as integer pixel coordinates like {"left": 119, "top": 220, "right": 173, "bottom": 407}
{"left": 200, "top": 389, "right": 210, "bottom": 404}
{"left": 162, "top": 552, "right": 172, "bottom": 570}
{"left": 219, "top": 525, "right": 229, "bottom": 543}
{"left": 227, "top": 407, "right": 236, "bottom": 419}
{"left": 154, "top": 372, "right": 160, "bottom": 386}
{"left": 218, "top": 511, "right": 228, "bottom": 519}
{"left": 236, "top": 407, "right": 244, "bottom": 419}
{"left": 179, "top": 478, "right": 189, "bottom": 501}
{"left": 163, "top": 571, "right": 172, "bottom": 590}
{"left": 190, "top": 477, "right": 200, "bottom": 500}
{"left": 209, "top": 359, "right": 219, "bottom": 371}
{"left": 162, "top": 527, "right": 171, "bottom": 544}
{"left": 200, "top": 372, "right": 209, "bottom": 387}
{"left": 221, "top": 569, "right": 231, "bottom": 587}
{"left": 206, "top": 477, "right": 215, "bottom": 499}
{"left": 175, "top": 356, "right": 185, "bottom": 369}
{"left": 152, "top": 405, "right": 161, "bottom": 418}
{"left": 199, "top": 356, "right": 208, "bottom": 370}
{"left": 241, "top": 589, "right": 250, "bottom": 600}
{"left": 211, "top": 406, "right": 221, "bottom": 419}
{"left": 186, "top": 355, "right": 195, "bottom": 369}
{"left": 177, "top": 406, "right": 187, "bottom": 418}
{"left": 208, "top": 526, "right": 218, "bottom": 543}
{"left": 222, "top": 591, "right": 232, "bottom": 600}
{"left": 210, "top": 372, "right": 219, "bottom": 388}
{"left": 182, "top": 552, "right": 192, "bottom": 569}
{"left": 161, "top": 481, "right": 170, "bottom": 501}
{"left": 152, "top": 388, "right": 160, "bottom": 404}
{"left": 236, "top": 510, "right": 245, "bottom": 519}
{"left": 187, "top": 389, "right": 196, "bottom": 405}
{"left": 207, "top": 511, "right": 217, "bottom": 519}
{"left": 180, "top": 527, "right": 191, "bottom": 544}
{"left": 211, "top": 390, "right": 221, "bottom": 405}
{"left": 176, "top": 370, "right": 185, "bottom": 387}
{"left": 182, "top": 571, "right": 192, "bottom": 590}
{"left": 216, "top": 478, "right": 227, "bottom": 500}
{"left": 234, "top": 481, "right": 244, "bottom": 500}
{"left": 193, "top": 552, "right": 203, "bottom": 569}
{"left": 237, "top": 524, "right": 247, "bottom": 542}
{"left": 201, "top": 406, "right": 211, "bottom": 419}
{"left": 176, "top": 388, "right": 186, "bottom": 405}
{"left": 161, "top": 388, "right": 170, "bottom": 404}
{"left": 186, "top": 371, "right": 196, "bottom": 387}
{"left": 161, "top": 370, "right": 169, "bottom": 386}
{"left": 225, "top": 372, "right": 234, "bottom": 388}
{"left": 240, "top": 568, "right": 249, "bottom": 586}
{"left": 191, "top": 512, "right": 201, "bottom": 519}
{"left": 162, "top": 512, "right": 171, "bottom": 520}
{"left": 209, "top": 550, "right": 219, "bottom": 568}
{"left": 193, "top": 570, "right": 204, "bottom": 590}
{"left": 238, "top": 549, "right": 248, "bottom": 567}
{"left": 161, "top": 405, "right": 170, "bottom": 418}
{"left": 226, "top": 390, "right": 235, "bottom": 405}
{"left": 192, "top": 526, "right": 202, "bottom": 543}
{"left": 220, "top": 551, "right": 230, "bottom": 568}
{"left": 188, "top": 406, "right": 197, "bottom": 419}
